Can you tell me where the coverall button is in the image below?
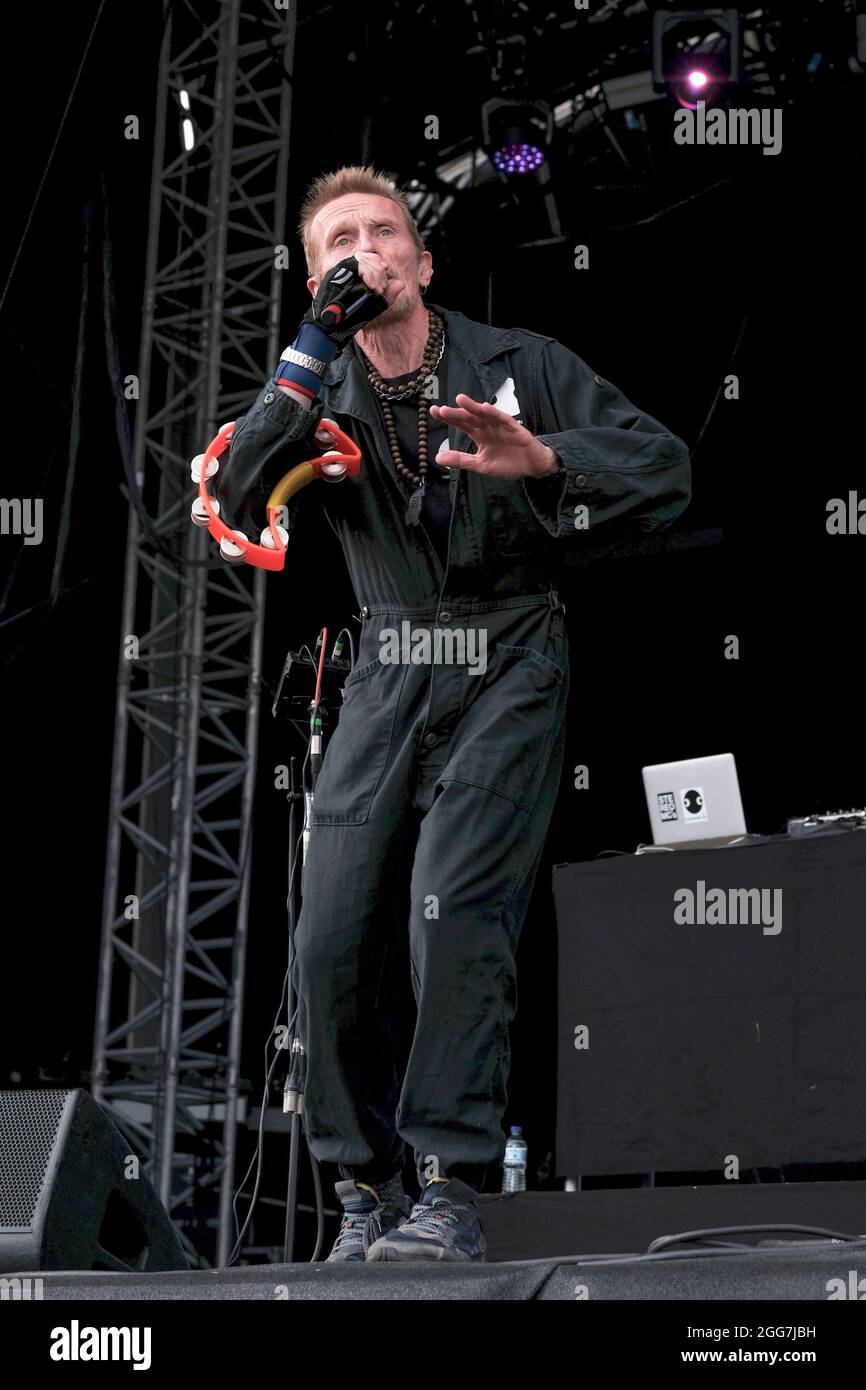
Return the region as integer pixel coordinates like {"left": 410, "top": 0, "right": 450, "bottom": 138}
{"left": 439, "top": 610, "right": 451, "bottom": 623}
{"left": 360, "top": 605, "right": 369, "bottom": 618}
{"left": 574, "top": 474, "right": 587, "bottom": 486}
{"left": 263, "top": 391, "right": 275, "bottom": 403}
{"left": 593, "top": 374, "right": 605, "bottom": 386}
{"left": 424, "top": 732, "right": 439, "bottom": 748}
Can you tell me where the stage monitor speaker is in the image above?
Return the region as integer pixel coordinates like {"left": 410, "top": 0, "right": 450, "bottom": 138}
{"left": 0, "top": 1089, "right": 187, "bottom": 1274}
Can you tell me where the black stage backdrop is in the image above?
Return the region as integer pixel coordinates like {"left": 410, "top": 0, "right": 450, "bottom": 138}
{"left": 1, "top": 3, "right": 863, "bottom": 1202}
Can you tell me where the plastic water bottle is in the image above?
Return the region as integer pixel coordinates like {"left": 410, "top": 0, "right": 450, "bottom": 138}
{"left": 502, "top": 1125, "right": 528, "bottom": 1192}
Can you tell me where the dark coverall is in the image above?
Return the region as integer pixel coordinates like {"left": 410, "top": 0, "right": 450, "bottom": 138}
{"left": 219, "top": 303, "right": 691, "bottom": 1189}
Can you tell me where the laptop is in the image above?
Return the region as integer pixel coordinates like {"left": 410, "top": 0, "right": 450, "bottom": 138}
{"left": 642, "top": 753, "right": 747, "bottom": 849}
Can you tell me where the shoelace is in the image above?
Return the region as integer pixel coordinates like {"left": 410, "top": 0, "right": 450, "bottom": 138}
{"left": 333, "top": 1203, "right": 385, "bottom": 1255}
{"left": 405, "top": 1197, "right": 472, "bottom": 1237}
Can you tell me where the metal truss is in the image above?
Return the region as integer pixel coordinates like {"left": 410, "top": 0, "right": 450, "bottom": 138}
{"left": 92, "top": 0, "right": 295, "bottom": 1266}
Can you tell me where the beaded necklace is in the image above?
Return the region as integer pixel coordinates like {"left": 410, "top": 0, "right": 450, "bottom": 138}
{"left": 359, "top": 310, "right": 446, "bottom": 527}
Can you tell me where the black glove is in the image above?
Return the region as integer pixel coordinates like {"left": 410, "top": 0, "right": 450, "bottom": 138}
{"left": 301, "top": 255, "right": 391, "bottom": 347}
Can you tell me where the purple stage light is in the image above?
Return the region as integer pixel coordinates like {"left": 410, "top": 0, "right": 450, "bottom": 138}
{"left": 672, "top": 55, "right": 724, "bottom": 110}
{"left": 493, "top": 142, "right": 545, "bottom": 175}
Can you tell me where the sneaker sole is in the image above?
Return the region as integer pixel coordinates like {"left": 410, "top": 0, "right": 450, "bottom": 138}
{"left": 366, "top": 1237, "right": 485, "bottom": 1263}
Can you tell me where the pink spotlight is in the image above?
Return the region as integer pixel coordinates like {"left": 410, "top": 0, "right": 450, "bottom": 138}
{"left": 687, "top": 69, "right": 709, "bottom": 90}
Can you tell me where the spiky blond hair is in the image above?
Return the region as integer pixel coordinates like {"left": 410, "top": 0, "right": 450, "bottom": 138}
{"left": 298, "top": 165, "right": 424, "bottom": 276}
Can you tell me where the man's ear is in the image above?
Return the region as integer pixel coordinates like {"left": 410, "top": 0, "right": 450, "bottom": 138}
{"left": 307, "top": 274, "right": 319, "bottom": 299}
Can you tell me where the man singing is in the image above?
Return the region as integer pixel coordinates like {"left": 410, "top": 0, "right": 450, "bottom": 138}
{"left": 216, "top": 166, "right": 691, "bottom": 1262}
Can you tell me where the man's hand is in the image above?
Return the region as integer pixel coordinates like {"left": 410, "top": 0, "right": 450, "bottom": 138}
{"left": 430, "top": 395, "right": 559, "bottom": 479}
{"left": 354, "top": 250, "right": 405, "bottom": 310}
{"left": 302, "top": 255, "right": 394, "bottom": 346}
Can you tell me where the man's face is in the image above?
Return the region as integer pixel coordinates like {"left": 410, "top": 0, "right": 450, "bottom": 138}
{"left": 307, "top": 192, "right": 432, "bottom": 327}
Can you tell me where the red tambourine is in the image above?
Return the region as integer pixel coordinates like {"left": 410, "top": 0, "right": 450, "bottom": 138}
{"left": 190, "top": 416, "right": 361, "bottom": 571}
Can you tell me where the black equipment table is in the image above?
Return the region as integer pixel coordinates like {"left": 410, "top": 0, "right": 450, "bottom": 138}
{"left": 554, "top": 828, "right": 866, "bottom": 1178}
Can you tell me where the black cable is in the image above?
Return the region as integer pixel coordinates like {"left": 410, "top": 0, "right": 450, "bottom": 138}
{"left": 228, "top": 786, "right": 309, "bottom": 1265}
{"left": 690, "top": 309, "right": 750, "bottom": 460}
{"left": 100, "top": 178, "right": 191, "bottom": 570}
{"left": 0, "top": 0, "right": 108, "bottom": 319}
{"left": 50, "top": 201, "right": 91, "bottom": 608}
{"left": 332, "top": 626, "right": 356, "bottom": 670}
{"left": 647, "top": 1222, "right": 863, "bottom": 1254}
{"left": 308, "top": 1138, "right": 326, "bottom": 1263}
{"left": 290, "top": 639, "right": 338, "bottom": 1261}
{"left": 572, "top": 1236, "right": 866, "bottom": 1271}
{"left": 0, "top": 446, "right": 87, "bottom": 671}
{"left": 286, "top": 735, "right": 313, "bottom": 1026}
{"left": 227, "top": 653, "right": 322, "bottom": 1265}
{"left": 228, "top": 741, "right": 309, "bottom": 1266}
{"left": 227, "top": 997, "right": 288, "bottom": 1266}
{"left": 0, "top": 578, "right": 96, "bottom": 636}
{"left": 605, "top": 176, "right": 734, "bottom": 234}
{"left": 281, "top": 632, "right": 349, "bottom": 1260}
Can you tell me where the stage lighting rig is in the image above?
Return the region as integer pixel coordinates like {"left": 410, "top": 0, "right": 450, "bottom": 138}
{"left": 651, "top": 7, "right": 743, "bottom": 108}
{"left": 481, "top": 97, "right": 554, "bottom": 177}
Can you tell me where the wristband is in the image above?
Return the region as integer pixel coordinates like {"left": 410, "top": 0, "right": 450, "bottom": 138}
{"left": 275, "top": 322, "right": 339, "bottom": 397}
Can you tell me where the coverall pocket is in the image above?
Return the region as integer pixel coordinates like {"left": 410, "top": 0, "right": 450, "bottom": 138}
{"left": 342, "top": 656, "right": 383, "bottom": 690}
{"left": 309, "top": 657, "right": 400, "bottom": 826}
{"left": 449, "top": 642, "right": 565, "bottom": 813}
{"left": 495, "top": 642, "right": 565, "bottom": 683}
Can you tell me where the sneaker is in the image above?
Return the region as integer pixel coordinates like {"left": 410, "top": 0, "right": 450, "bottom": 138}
{"left": 326, "top": 1176, "right": 413, "bottom": 1263}
{"left": 365, "top": 1176, "right": 487, "bottom": 1262}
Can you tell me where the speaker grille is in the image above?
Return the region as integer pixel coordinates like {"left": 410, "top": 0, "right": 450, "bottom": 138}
{"left": 0, "top": 1090, "right": 69, "bottom": 1229}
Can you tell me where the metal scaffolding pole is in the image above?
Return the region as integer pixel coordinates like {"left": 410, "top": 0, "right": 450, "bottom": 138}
{"left": 92, "top": 0, "right": 295, "bottom": 1266}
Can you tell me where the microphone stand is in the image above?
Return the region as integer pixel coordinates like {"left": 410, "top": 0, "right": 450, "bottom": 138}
{"left": 270, "top": 643, "right": 347, "bottom": 1264}
{"left": 280, "top": 693, "right": 334, "bottom": 1263}
{"left": 282, "top": 752, "right": 304, "bottom": 1263}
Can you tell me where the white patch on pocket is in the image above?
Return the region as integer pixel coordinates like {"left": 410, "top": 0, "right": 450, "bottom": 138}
{"left": 491, "top": 376, "right": 521, "bottom": 418}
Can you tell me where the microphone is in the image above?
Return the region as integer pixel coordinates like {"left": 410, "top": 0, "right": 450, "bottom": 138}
{"left": 320, "top": 289, "right": 374, "bottom": 329}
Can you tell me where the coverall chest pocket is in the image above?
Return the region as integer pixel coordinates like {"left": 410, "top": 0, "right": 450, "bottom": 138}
{"left": 448, "top": 642, "right": 566, "bottom": 814}
{"left": 309, "top": 657, "right": 402, "bottom": 826}
{"left": 480, "top": 476, "right": 549, "bottom": 558}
